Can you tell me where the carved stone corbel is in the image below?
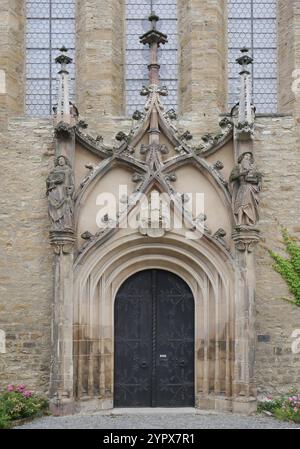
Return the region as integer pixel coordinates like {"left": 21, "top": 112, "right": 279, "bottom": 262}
{"left": 55, "top": 121, "right": 75, "bottom": 139}
{"left": 50, "top": 230, "right": 76, "bottom": 255}
{"left": 232, "top": 226, "right": 261, "bottom": 253}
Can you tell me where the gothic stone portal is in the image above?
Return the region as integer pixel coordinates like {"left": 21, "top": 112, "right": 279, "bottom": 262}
{"left": 50, "top": 35, "right": 259, "bottom": 415}
{"left": 114, "top": 269, "right": 195, "bottom": 408}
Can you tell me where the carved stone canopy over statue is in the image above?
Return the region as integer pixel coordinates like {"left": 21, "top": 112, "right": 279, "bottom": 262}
{"left": 46, "top": 156, "right": 75, "bottom": 231}
{"left": 230, "top": 152, "right": 262, "bottom": 227}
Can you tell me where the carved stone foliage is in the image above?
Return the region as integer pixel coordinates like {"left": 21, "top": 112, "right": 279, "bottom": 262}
{"left": 213, "top": 228, "right": 228, "bottom": 248}
{"left": 229, "top": 152, "right": 262, "bottom": 227}
{"left": 55, "top": 121, "right": 75, "bottom": 139}
{"left": 132, "top": 172, "right": 146, "bottom": 192}
{"left": 132, "top": 110, "right": 145, "bottom": 121}
{"left": 235, "top": 121, "right": 255, "bottom": 141}
{"left": 140, "top": 143, "right": 169, "bottom": 155}
{"left": 211, "top": 161, "right": 228, "bottom": 187}
{"left": 193, "top": 119, "right": 233, "bottom": 155}
{"left": 46, "top": 156, "right": 75, "bottom": 232}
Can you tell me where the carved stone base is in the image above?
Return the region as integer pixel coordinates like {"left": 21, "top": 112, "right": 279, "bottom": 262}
{"left": 232, "top": 226, "right": 261, "bottom": 252}
{"left": 50, "top": 229, "right": 76, "bottom": 254}
{"left": 49, "top": 398, "right": 80, "bottom": 417}
{"left": 49, "top": 396, "right": 257, "bottom": 416}
{"left": 196, "top": 394, "right": 257, "bottom": 415}
{"left": 231, "top": 397, "right": 257, "bottom": 415}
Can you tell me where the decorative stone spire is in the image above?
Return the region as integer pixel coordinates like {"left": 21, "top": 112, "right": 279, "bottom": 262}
{"left": 54, "top": 46, "right": 76, "bottom": 127}
{"left": 140, "top": 12, "right": 168, "bottom": 86}
{"left": 138, "top": 13, "right": 169, "bottom": 153}
{"left": 235, "top": 47, "right": 255, "bottom": 140}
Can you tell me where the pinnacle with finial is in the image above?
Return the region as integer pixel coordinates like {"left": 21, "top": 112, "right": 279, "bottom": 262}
{"left": 236, "top": 47, "right": 253, "bottom": 74}
{"left": 140, "top": 12, "right": 168, "bottom": 46}
{"left": 55, "top": 46, "right": 73, "bottom": 66}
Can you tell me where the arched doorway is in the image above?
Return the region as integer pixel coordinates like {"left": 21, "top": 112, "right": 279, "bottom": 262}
{"left": 114, "top": 269, "right": 195, "bottom": 407}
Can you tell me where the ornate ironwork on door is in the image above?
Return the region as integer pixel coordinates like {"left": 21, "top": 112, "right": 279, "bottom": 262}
{"left": 114, "top": 269, "right": 195, "bottom": 407}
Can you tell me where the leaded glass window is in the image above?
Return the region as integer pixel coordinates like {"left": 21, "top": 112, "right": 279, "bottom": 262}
{"left": 26, "top": 0, "right": 75, "bottom": 116}
{"left": 126, "top": 0, "right": 178, "bottom": 116}
{"left": 228, "top": 0, "right": 277, "bottom": 113}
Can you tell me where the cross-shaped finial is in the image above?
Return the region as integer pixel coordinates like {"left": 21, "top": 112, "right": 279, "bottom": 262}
{"left": 55, "top": 46, "right": 73, "bottom": 73}
{"left": 148, "top": 11, "right": 159, "bottom": 29}
{"left": 236, "top": 47, "right": 253, "bottom": 75}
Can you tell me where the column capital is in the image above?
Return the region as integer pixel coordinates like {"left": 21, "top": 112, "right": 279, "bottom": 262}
{"left": 49, "top": 230, "right": 76, "bottom": 255}
{"left": 232, "top": 226, "right": 261, "bottom": 253}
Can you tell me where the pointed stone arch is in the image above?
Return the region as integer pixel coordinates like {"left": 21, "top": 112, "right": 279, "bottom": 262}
{"left": 73, "top": 231, "right": 236, "bottom": 409}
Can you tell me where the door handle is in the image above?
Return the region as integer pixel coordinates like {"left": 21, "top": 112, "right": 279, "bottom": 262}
{"left": 141, "top": 361, "right": 147, "bottom": 368}
{"left": 179, "top": 360, "right": 185, "bottom": 367}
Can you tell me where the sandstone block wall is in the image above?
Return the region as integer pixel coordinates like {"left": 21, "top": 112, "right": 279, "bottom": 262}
{"left": 178, "top": 0, "right": 228, "bottom": 133}
{"left": 0, "top": 0, "right": 300, "bottom": 400}
{"left": 255, "top": 115, "right": 300, "bottom": 395}
{"left": 0, "top": 0, "right": 25, "bottom": 131}
{"left": 0, "top": 118, "right": 54, "bottom": 393}
{"left": 76, "top": 0, "right": 125, "bottom": 132}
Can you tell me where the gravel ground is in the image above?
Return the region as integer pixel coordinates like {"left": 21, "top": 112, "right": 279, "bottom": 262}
{"left": 16, "top": 410, "right": 300, "bottom": 429}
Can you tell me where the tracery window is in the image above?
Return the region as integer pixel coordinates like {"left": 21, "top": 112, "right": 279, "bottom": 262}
{"left": 228, "top": 0, "right": 277, "bottom": 113}
{"left": 26, "top": 0, "right": 75, "bottom": 116}
{"left": 125, "top": 0, "right": 178, "bottom": 116}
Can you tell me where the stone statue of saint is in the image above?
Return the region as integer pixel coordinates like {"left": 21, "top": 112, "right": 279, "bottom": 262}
{"left": 230, "top": 152, "right": 262, "bottom": 226}
{"left": 46, "top": 156, "right": 75, "bottom": 231}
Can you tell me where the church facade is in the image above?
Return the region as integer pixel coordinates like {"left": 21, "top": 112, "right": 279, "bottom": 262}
{"left": 0, "top": 1, "right": 300, "bottom": 416}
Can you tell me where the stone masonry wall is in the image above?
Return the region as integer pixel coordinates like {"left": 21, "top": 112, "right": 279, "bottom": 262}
{"left": 76, "top": 0, "right": 125, "bottom": 132}
{"left": 0, "top": 0, "right": 25, "bottom": 132}
{"left": 1, "top": 114, "right": 299, "bottom": 398}
{"left": 0, "top": 0, "right": 300, "bottom": 401}
{"left": 178, "top": 0, "right": 228, "bottom": 134}
{"left": 277, "top": 1, "right": 295, "bottom": 113}
{"left": 0, "top": 118, "right": 54, "bottom": 394}
{"left": 255, "top": 115, "right": 300, "bottom": 395}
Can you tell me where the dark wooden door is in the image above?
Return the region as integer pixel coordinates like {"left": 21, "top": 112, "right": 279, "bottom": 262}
{"left": 114, "top": 269, "right": 195, "bottom": 407}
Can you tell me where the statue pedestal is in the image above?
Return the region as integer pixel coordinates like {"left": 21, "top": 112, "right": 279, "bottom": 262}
{"left": 49, "top": 396, "right": 79, "bottom": 417}
{"left": 50, "top": 229, "right": 75, "bottom": 254}
{"left": 232, "top": 226, "right": 260, "bottom": 253}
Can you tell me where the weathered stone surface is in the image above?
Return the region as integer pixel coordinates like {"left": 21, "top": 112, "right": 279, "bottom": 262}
{"left": 0, "top": 0, "right": 25, "bottom": 131}
{"left": 76, "top": 0, "right": 125, "bottom": 131}
{"left": 0, "top": 117, "right": 54, "bottom": 394}
{"left": 254, "top": 115, "right": 300, "bottom": 395}
{"left": 178, "top": 0, "right": 228, "bottom": 134}
{"left": 0, "top": 1, "right": 300, "bottom": 406}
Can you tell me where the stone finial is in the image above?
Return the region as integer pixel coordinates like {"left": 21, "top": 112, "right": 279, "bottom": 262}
{"left": 235, "top": 47, "right": 255, "bottom": 140}
{"left": 236, "top": 47, "right": 253, "bottom": 73}
{"left": 140, "top": 13, "right": 168, "bottom": 46}
{"left": 55, "top": 46, "right": 73, "bottom": 71}
{"left": 53, "top": 46, "right": 76, "bottom": 128}
{"left": 139, "top": 11, "right": 168, "bottom": 86}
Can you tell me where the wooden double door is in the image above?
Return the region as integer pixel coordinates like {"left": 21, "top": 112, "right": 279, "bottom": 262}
{"left": 114, "top": 269, "right": 195, "bottom": 407}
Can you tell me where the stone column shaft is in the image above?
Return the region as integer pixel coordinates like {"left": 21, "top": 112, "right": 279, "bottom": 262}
{"left": 76, "top": 0, "right": 125, "bottom": 129}
{"left": 0, "top": 0, "right": 25, "bottom": 131}
{"left": 178, "top": 0, "right": 228, "bottom": 133}
{"left": 232, "top": 229, "right": 260, "bottom": 413}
